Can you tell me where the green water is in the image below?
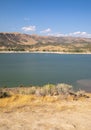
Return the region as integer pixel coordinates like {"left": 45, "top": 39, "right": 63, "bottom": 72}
{"left": 0, "top": 53, "right": 91, "bottom": 91}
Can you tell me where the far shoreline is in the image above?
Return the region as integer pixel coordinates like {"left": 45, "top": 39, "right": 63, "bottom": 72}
{"left": 0, "top": 51, "right": 91, "bottom": 54}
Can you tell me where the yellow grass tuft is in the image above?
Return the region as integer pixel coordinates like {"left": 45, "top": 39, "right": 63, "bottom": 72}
{"left": 0, "top": 93, "right": 90, "bottom": 109}
{"left": 0, "top": 94, "right": 36, "bottom": 108}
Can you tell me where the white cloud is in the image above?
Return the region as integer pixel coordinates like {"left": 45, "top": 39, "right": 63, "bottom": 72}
{"left": 48, "top": 31, "right": 91, "bottom": 38}
{"left": 68, "top": 31, "right": 91, "bottom": 38}
{"left": 73, "top": 31, "right": 81, "bottom": 35}
{"left": 81, "top": 32, "right": 87, "bottom": 35}
{"left": 40, "top": 28, "right": 51, "bottom": 33}
{"left": 54, "top": 33, "right": 65, "bottom": 37}
{"left": 21, "top": 26, "right": 36, "bottom": 32}
{"left": 48, "top": 33, "right": 65, "bottom": 37}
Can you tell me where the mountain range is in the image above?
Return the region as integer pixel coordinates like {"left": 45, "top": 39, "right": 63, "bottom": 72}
{"left": 0, "top": 32, "right": 91, "bottom": 52}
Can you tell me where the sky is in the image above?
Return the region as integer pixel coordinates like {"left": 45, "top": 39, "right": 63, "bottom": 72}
{"left": 0, "top": 0, "right": 91, "bottom": 37}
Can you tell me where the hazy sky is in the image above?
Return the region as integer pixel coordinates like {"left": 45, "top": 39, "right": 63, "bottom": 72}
{"left": 0, "top": 0, "right": 91, "bottom": 37}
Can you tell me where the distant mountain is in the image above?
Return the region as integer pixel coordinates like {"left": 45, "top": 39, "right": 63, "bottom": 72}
{"left": 0, "top": 32, "right": 91, "bottom": 52}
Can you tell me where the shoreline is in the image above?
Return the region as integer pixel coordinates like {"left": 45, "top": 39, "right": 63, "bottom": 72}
{"left": 0, "top": 51, "right": 91, "bottom": 54}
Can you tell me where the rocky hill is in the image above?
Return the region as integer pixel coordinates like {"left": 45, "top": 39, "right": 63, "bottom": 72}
{"left": 0, "top": 32, "right": 91, "bottom": 52}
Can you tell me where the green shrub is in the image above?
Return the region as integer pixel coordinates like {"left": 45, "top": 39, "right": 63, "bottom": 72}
{"left": 56, "top": 83, "right": 73, "bottom": 95}
{"left": 0, "top": 89, "right": 11, "bottom": 98}
{"left": 42, "top": 84, "right": 56, "bottom": 95}
{"left": 29, "top": 87, "right": 36, "bottom": 94}
{"left": 76, "top": 90, "right": 85, "bottom": 97}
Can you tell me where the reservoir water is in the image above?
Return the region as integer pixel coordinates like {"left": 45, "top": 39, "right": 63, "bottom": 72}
{"left": 0, "top": 53, "right": 91, "bottom": 91}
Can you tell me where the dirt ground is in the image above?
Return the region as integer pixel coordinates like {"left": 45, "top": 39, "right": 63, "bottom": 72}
{"left": 0, "top": 95, "right": 91, "bottom": 130}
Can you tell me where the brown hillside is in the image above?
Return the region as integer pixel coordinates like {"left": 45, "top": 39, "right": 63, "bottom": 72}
{"left": 0, "top": 32, "right": 91, "bottom": 52}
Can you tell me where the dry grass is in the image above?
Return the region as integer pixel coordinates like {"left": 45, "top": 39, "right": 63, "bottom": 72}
{"left": 0, "top": 93, "right": 90, "bottom": 112}
{"left": 0, "top": 91, "right": 91, "bottom": 130}
{"left": 0, "top": 83, "right": 90, "bottom": 113}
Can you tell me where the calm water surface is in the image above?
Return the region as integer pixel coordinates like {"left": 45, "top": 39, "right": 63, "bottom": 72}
{"left": 0, "top": 53, "right": 91, "bottom": 91}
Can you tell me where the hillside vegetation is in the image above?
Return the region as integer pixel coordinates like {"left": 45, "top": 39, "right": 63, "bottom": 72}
{"left": 0, "top": 32, "right": 91, "bottom": 52}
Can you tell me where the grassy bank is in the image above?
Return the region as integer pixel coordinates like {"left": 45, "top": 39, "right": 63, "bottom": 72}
{"left": 0, "top": 83, "right": 90, "bottom": 111}
{"left": 0, "top": 83, "right": 91, "bottom": 130}
{"left": 0, "top": 83, "right": 89, "bottom": 98}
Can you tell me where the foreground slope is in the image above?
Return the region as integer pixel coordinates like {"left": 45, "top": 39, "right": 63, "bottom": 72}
{"left": 0, "top": 93, "right": 91, "bottom": 130}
